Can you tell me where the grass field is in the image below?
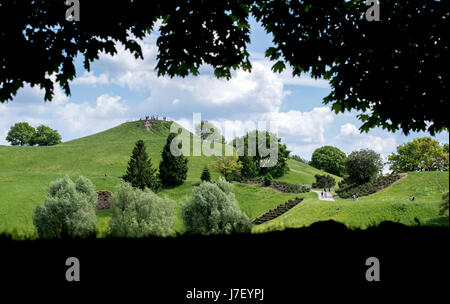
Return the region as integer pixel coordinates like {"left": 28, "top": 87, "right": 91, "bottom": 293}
{"left": 0, "top": 121, "right": 448, "bottom": 237}
{"left": 253, "top": 171, "right": 449, "bottom": 233}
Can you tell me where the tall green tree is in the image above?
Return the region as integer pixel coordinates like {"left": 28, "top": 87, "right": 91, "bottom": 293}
{"left": 123, "top": 140, "right": 160, "bottom": 192}
{"left": 310, "top": 146, "right": 347, "bottom": 177}
{"left": 195, "top": 120, "right": 226, "bottom": 144}
{"left": 346, "top": 149, "right": 383, "bottom": 185}
{"left": 30, "top": 125, "right": 62, "bottom": 146}
{"left": 6, "top": 122, "right": 35, "bottom": 146}
{"left": 1, "top": 1, "right": 447, "bottom": 135}
{"left": 159, "top": 133, "right": 188, "bottom": 186}
{"left": 234, "top": 130, "right": 290, "bottom": 178}
{"left": 388, "top": 138, "right": 449, "bottom": 172}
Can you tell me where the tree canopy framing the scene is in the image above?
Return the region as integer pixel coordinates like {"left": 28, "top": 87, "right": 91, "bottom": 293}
{"left": 0, "top": 0, "right": 448, "bottom": 135}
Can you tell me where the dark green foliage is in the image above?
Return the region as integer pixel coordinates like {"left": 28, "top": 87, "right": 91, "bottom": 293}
{"left": 263, "top": 173, "right": 273, "bottom": 186}
{"left": 252, "top": 197, "right": 303, "bottom": 225}
{"left": 272, "top": 181, "right": 310, "bottom": 193}
{"left": 240, "top": 155, "right": 259, "bottom": 179}
{"left": 195, "top": 120, "right": 226, "bottom": 143}
{"left": 290, "top": 155, "right": 308, "bottom": 164}
{"left": 241, "top": 177, "right": 310, "bottom": 193}
{"left": 159, "top": 133, "right": 188, "bottom": 186}
{"left": 346, "top": 149, "right": 383, "bottom": 185}
{"left": 123, "top": 140, "right": 160, "bottom": 192}
{"left": 6, "top": 122, "right": 35, "bottom": 146}
{"left": 30, "top": 125, "right": 62, "bottom": 146}
{"left": 181, "top": 178, "right": 252, "bottom": 235}
{"left": 109, "top": 182, "right": 176, "bottom": 238}
{"left": 234, "top": 130, "right": 290, "bottom": 178}
{"left": 336, "top": 174, "right": 402, "bottom": 199}
{"left": 200, "top": 166, "right": 211, "bottom": 182}
{"left": 312, "top": 174, "right": 336, "bottom": 189}
{"left": 310, "top": 146, "right": 347, "bottom": 177}
{"left": 32, "top": 175, "right": 97, "bottom": 238}
{"left": 1, "top": 1, "right": 447, "bottom": 135}
{"left": 439, "top": 192, "right": 449, "bottom": 215}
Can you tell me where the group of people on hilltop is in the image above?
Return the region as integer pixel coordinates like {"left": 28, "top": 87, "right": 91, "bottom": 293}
{"left": 142, "top": 115, "right": 167, "bottom": 121}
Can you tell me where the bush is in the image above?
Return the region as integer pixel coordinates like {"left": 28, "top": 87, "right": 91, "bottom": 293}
{"left": 439, "top": 192, "right": 449, "bottom": 215}
{"left": 200, "top": 166, "right": 211, "bottom": 182}
{"left": 336, "top": 174, "right": 401, "bottom": 199}
{"left": 263, "top": 173, "right": 273, "bottom": 186}
{"left": 33, "top": 175, "right": 97, "bottom": 238}
{"left": 312, "top": 174, "right": 336, "bottom": 189}
{"left": 109, "top": 182, "right": 176, "bottom": 238}
{"left": 123, "top": 140, "right": 161, "bottom": 192}
{"left": 181, "top": 178, "right": 251, "bottom": 235}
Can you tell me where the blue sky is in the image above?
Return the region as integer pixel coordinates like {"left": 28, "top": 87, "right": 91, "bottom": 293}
{"left": 0, "top": 18, "right": 448, "bottom": 170}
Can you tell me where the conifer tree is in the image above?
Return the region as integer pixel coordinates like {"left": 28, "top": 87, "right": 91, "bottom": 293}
{"left": 123, "top": 140, "right": 160, "bottom": 192}
{"left": 201, "top": 166, "right": 211, "bottom": 182}
{"left": 159, "top": 133, "right": 188, "bottom": 186}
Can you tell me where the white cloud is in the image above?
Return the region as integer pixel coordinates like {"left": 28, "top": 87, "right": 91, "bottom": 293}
{"left": 72, "top": 71, "right": 109, "bottom": 85}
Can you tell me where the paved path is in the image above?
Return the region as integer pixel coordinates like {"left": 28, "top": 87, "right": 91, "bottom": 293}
{"left": 311, "top": 190, "right": 335, "bottom": 201}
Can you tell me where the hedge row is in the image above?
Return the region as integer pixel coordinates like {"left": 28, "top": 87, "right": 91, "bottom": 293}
{"left": 336, "top": 174, "right": 402, "bottom": 199}
{"left": 239, "top": 177, "right": 310, "bottom": 194}
{"left": 252, "top": 197, "right": 304, "bottom": 225}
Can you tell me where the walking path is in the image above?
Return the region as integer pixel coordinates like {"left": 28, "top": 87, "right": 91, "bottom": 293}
{"left": 311, "top": 190, "right": 335, "bottom": 201}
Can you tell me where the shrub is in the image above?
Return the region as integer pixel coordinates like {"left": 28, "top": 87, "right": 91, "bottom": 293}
{"left": 33, "top": 175, "right": 97, "bottom": 238}
{"left": 312, "top": 174, "right": 336, "bottom": 189}
{"left": 109, "top": 182, "right": 176, "bottom": 238}
{"left": 263, "top": 173, "right": 273, "bottom": 186}
{"left": 336, "top": 174, "right": 401, "bottom": 199}
{"left": 159, "top": 133, "right": 188, "bottom": 186}
{"left": 181, "top": 178, "right": 251, "bottom": 235}
{"left": 439, "top": 192, "right": 449, "bottom": 215}
{"left": 200, "top": 166, "right": 211, "bottom": 182}
{"left": 123, "top": 140, "right": 161, "bottom": 192}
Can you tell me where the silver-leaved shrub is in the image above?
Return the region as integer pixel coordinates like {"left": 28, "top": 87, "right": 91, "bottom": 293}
{"left": 33, "top": 175, "right": 97, "bottom": 238}
{"left": 181, "top": 177, "right": 252, "bottom": 235}
{"left": 109, "top": 182, "right": 176, "bottom": 237}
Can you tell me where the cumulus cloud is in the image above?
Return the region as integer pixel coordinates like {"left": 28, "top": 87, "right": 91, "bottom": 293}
{"left": 0, "top": 89, "right": 129, "bottom": 145}
{"left": 72, "top": 71, "right": 110, "bottom": 85}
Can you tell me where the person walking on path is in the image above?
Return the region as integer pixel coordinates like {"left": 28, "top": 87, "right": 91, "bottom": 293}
{"left": 356, "top": 193, "right": 359, "bottom": 201}
{"left": 352, "top": 194, "right": 355, "bottom": 201}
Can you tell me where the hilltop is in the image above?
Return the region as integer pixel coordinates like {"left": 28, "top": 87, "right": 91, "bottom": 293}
{"left": 0, "top": 121, "right": 447, "bottom": 237}
{"left": 0, "top": 120, "right": 335, "bottom": 236}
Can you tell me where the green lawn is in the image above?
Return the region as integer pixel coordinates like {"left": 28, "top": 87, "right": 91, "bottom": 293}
{"left": 1, "top": 120, "right": 447, "bottom": 238}
{"left": 253, "top": 171, "right": 449, "bottom": 233}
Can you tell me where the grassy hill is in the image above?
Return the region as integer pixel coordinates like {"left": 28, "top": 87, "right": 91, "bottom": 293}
{"left": 1, "top": 120, "right": 447, "bottom": 237}
{"left": 253, "top": 171, "right": 449, "bottom": 233}
{"left": 0, "top": 120, "right": 334, "bottom": 236}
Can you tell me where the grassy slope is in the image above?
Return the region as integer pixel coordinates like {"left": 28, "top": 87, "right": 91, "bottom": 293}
{"left": 0, "top": 120, "right": 334, "bottom": 236}
{"left": 0, "top": 121, "right": 217, "bottom": 235}
{"left": 1, "top": 121, "right": 447, "bottom": 236}
{"left": 253, "top": 171, "right": 449, "bottom": 233}
{"left": 278, "top": 159, "right": 342, "bottom": 185}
